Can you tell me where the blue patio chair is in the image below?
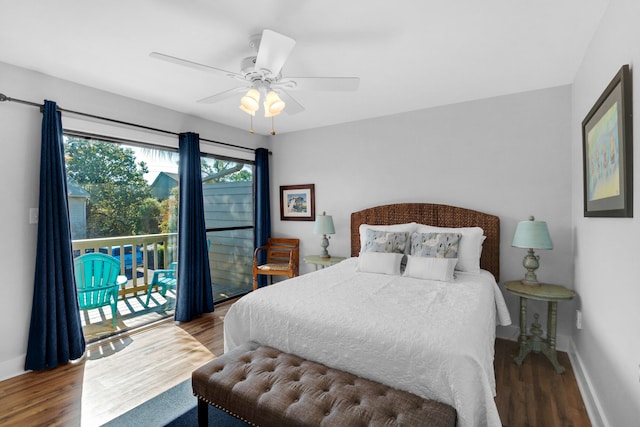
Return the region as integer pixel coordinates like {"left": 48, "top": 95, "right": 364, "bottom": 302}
{"left": 74, "top": 253, "right": 127, "bottom": 329}
{"left": 145, "top": 262, "right": 177, "bottom": 307}
{"left": 145, "top": 241, "right": 208, "bottom": 307}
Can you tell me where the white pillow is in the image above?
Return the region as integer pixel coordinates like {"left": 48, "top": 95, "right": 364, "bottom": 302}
{"left": 403, "top": 256, "right": 458, "bottom": 282}
{"left": 414, "top": 224, "right": 485, "bottom": 273}
{"left": 359, "top": 222, "right": 417, "bottom": 254}
{"left": 357, "top": 252, "right": 404, "bottom": 275}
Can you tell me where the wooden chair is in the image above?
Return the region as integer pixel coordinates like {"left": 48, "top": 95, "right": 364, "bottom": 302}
{"left": 252, "top": 238, "right": 299, "bottom": 290}
{"left": 74, "top": 253, "right": 127, "bottom": 329}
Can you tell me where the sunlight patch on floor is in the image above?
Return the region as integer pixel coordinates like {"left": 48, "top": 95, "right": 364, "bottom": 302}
{"left": 80, "top": 291, "right": 176, "bottom": 341}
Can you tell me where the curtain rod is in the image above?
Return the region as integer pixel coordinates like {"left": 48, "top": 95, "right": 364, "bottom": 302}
{"left": 0, "top": 93, "right": 265, "bottom": 154}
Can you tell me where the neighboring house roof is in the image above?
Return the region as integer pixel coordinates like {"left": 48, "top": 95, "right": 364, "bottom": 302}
{"left": 150, "top": 171, "right": 179, "bottom": 200}
{"left": 151, "top": 172, "right": 179, "bottom": 186}
{"left": 67, "top": 177, "right": 90, "bottom": 198}
{"left": 151, "top": 168, "right": 244, "bottom": 199}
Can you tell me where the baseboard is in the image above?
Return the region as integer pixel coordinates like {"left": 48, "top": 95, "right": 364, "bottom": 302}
{"left": 568, "top": 341, "right": 609, "bottom": 427}
{"left": 496, "top": 324, "right": 519, "bottom": 342}
{"left": 495, "top": 327, "right": 607, "bottom": 426}
{"left": 0, "top": 353, "right": 27, "bottom": 382}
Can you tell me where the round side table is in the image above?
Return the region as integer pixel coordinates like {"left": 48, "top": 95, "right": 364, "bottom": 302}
{"left": 504, "top": 280, "right": 576, "bottom": 373}
{"left": 303, "top": 255, "right": 346, "bottom": 271}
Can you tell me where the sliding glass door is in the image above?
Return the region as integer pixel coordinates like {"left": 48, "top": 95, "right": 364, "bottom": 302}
{"left": 65, "top": 134, "right": 254, "bottom": 340}
{"left": 201, "top": 156, "right": 254, "bottom": 300}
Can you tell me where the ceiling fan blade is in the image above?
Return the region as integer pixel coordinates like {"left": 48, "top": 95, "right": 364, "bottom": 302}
{"left": 197, "top": 87, "right": 248, "bottom": 104}
{"left": 281, "top": 77, "right": 360, "bottom": 91}
{"left": 150, "top": 52, "right": 241, "bottom": 79}
{"left": 254, "top": 30, "right": 296, "bottom": 76}
{"left": 277, "top": 90, "right": 305, "bottom": 115}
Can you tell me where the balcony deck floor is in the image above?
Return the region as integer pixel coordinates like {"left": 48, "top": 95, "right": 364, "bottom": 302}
{"left": 80, "top": 278, "right": 250, "bottom": 342}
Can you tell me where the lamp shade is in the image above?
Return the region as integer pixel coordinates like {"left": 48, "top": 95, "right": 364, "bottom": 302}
{"left": 263, "top": 91, "right": 285, "bottom": 117}
{"left": 314, "top": 212, "right": 335, "bottom": 235}
{"left": 239, "top": 88, "right": 260, "bottom": 116}
{"left": 512, "top": 216, "right": 553, "bottom": 249}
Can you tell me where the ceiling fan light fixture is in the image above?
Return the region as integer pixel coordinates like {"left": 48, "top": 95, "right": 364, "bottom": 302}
{"left": 239, "top": 104, "right": 256, "bottom": 116}
{"left": 263, "top": 90, "right": 285, "bottom": 117}
{"left": 151, "top": 29, "right": 361, "bottom": 127}
{"left": 239, "top": 88, "right": 260, "bottom": 115}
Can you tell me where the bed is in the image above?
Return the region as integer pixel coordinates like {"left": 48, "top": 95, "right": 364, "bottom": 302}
{"left": 224, "top": 203, "right": 511, "bottom": 427}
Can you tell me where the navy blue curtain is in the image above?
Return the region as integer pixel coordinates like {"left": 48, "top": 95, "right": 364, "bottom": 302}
{"left": 175, "top": 132, "right": 214, "bottom": 321}
{"left": 25, "top": 100, "right": 85, "bottom": 371}
{"left": 254, "top": 148, "right": 271, "bottom": 288}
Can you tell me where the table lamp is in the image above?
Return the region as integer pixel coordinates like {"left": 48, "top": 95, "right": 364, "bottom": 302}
{"left": 511, "top": 215, "right": 553, "bottom": 285}
{"left": 313, "top": 211, "right": 335, "bottom": 259}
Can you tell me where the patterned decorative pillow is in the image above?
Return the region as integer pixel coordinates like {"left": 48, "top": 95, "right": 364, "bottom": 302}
{"left": 415, "top": 224, "right": 485, "bottom": 273}
{"left": 358, "top": 223, "right": 417, "bottom": 254}
{"left": 362, "top": 229, "right": 410, "bottom": 254}
{"left": 410, "top": 232, "right": 461, "bottom": 258}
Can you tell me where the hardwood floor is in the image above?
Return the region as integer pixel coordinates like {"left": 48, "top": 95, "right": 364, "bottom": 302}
{"left": 0, "top": 298, "right": 591, "bottom": 427}
{"left": 494, "top": 339, "right": 591, "bottom": 427}
{"left": 0, "top": 301, "right": 229, "bottom": 427}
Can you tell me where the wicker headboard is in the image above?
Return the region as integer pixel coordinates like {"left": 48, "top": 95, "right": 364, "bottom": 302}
{"left": 350, "top": 203, "right": 500, "bottom": 281}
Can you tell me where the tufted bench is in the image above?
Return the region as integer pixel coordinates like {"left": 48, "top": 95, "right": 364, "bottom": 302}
{"left": 192, "top": 341, "right": 456, "bottom": 427}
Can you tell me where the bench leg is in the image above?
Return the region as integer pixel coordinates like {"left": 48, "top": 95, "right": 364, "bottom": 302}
{"left": 197, "top": 397, "right": 208, "bottom": 427}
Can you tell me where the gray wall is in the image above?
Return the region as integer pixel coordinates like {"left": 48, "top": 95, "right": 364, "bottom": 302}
{"left": 269, "top": 85, "right": 574, "bottom": 349}
{"left": 571, "top": 0, "right": 640, "bottom": 425}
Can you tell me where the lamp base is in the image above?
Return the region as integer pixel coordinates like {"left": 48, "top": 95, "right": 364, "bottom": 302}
{"left": 521, "top": 249, "right": 541, "bottom": 285}
{"left": 319, "top": 235, "right": 330, "bottom": 259}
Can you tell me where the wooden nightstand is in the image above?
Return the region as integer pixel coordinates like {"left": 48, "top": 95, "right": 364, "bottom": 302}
{"left": 303, "top": 255, "right": 346, "bottom": 271}
{"left": 504, "top": 280, "right": 576, "bottom": 373}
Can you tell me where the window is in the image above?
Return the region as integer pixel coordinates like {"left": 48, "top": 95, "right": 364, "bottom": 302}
{"left": 65, "top": 134, "right": 254, "bottom": 340}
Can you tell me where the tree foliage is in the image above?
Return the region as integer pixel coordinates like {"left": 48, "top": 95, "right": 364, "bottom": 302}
{"left": 201, "top": 159, "right": 251, "bottom": 182}
{"left": 64, "top": 138, "right": 252, "bottom": 239}
{"left": 160, "top": 187, "right": 178, "bottom": 234}
{"left": 136, "top": 197, "right": 163, "bottom": 235}
{"left": 65, "top": 137, "right": 152, "bottom": 237}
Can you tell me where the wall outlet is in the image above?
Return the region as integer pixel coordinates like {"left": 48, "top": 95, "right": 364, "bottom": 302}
{"left": 29, "top": 208, "right": 38, "bottom": 224}
{"left": 576, "top": 310, "right": 583, "bottom": 330}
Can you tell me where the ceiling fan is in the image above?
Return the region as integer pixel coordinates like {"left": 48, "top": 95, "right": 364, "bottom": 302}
{"left": 150, "top": 29, "right": 360, "bottom": 120}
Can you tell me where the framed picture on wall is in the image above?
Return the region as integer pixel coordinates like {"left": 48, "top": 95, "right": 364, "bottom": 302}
{"left": 582, "top": 64, "right": 633, "bottom": 217}
{"left": 280, "top": 184, "right": 315, "bottom": 221}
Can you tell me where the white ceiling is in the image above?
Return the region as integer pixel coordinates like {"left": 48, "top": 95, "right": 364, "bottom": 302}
{"left": 1, "top": 0, "right": 609, "bottom": 136}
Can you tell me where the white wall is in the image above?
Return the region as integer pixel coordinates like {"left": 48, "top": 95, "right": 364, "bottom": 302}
{"left": 270, "top": 85, "right": 575, "bottom": 347}
{"left": 0, "top": 61, "right": 267, "bottom": 381}
{"left": 571, "top": 0, "right": 640, "bottom": 425}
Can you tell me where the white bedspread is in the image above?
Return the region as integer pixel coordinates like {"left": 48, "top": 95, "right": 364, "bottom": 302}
{"left": 224, "top": 257, "right": 511, "bottom": 427}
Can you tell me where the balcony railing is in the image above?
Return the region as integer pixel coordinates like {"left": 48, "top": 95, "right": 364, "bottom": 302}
{"left": 72, "top": 233, "right": 178, "bottom": 298}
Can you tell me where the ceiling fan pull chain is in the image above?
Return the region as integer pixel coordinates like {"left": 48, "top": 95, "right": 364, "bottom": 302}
{"left": 249, "top": 115, "right": 255, "bottom": 134}
{"left": 270, "top": 116, "right": 276, "bottom": 135}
